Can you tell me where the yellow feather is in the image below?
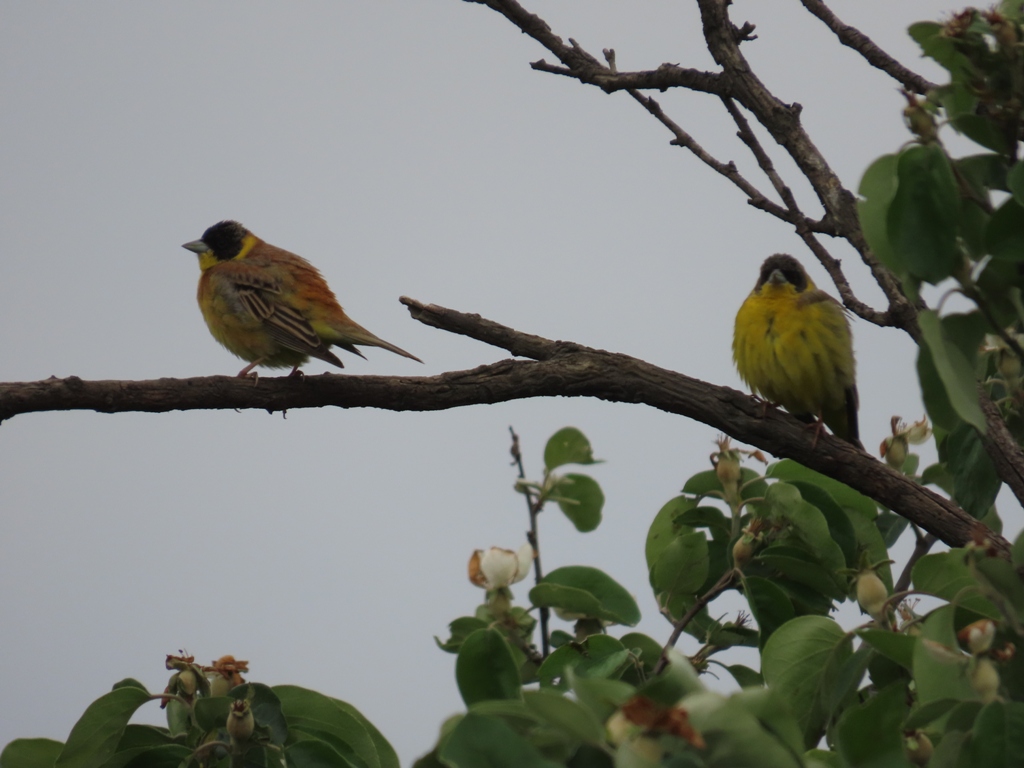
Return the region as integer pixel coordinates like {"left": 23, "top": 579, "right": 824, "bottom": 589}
{"left": 733, "top": 255, "right": 859, "bottom": 444}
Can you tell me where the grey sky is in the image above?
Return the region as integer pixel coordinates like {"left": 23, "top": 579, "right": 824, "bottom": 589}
{"left": 0, "top": 1, "right": 1005, "bottom": 763}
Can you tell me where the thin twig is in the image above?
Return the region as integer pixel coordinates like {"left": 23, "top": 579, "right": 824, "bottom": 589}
{"left": 894, "top": 526, "right": 938, "bottom": 593}
{"left": 509, "top": 426, "right": 551, "bottom": 657}
{"left": 721, "top": 90, "right": 892, "bottom": 325}
{"left": 799, "top": 0, "right": 937, "bottom": 94}
{"left": 653, "top": 570, "right": 736, "bottom": 675}
{"left": 625, "top": 88, "right": 835, "bottom": 236}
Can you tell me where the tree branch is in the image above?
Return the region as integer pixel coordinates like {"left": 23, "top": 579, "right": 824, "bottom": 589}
{"left": 978, "top": 388, "right": 1024, "bottom": 510}
{"left": 720, "top": 96, "right": 891, "bottom": 325}
{"left": 624, "top": 85, "right": 837, "bottom": 236}
{"left": 466, "top": 0, "right": 918, "bottom": 332}
{"left": 894, "top": 528, "right": 937, "bottom": 594}
{"left": 799, "top": 0, "right": 937, "bottom": 95}
{"left": 654, "top": 570, "right": 736, "bottom": 675}
{"left": 0, "top": 298, "right": 1011, "bottom": 563}
{"left": 695, "top": 0, "right": 916, "bottom": 331}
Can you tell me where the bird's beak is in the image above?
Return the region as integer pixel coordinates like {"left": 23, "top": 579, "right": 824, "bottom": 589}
{"left": 182, "top": 239, "right": 210, "bottom": 254}
{"left": 768, "top": 269, "right": 787, "bottom": 285}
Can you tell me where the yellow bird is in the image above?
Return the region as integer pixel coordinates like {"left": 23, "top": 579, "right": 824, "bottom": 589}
{"left": 733, "top": 254, "right": 860, "bottom": 446}
{"left": 182, "top": 220, "right": 422, "bottom": 377}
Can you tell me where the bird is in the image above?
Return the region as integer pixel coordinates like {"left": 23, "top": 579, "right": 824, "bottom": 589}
{"left": 182, "top": 220, "right": 422, "bottom": 377}
{"left": 732, "top": 254, "right": 861, "bottom": 447}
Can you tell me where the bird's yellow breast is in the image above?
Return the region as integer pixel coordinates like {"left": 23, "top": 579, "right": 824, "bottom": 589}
{"left": 733, "top": 283, "right": 854, "bottom": 418}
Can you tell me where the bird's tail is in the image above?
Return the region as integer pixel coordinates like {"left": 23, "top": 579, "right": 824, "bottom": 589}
{"left": 331, "top": 324, "right": 423, "bottom": 363}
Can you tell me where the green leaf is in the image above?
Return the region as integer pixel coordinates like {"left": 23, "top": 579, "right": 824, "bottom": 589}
{"left": 909, "top": 21, "right": 971, "bottom": 73}
{"left": 875, "top": 510, "right": 910, "bottom": 549}
{"left": 1014, "top": 528, "right": 1024, "bottom": 568}
{"left": 903, "top": 698, "right": 960, "bottom": 730}
{"left": 440, "top": 714, "right": 563, "bottom": 768}
{"left": 110, "top": 679, "right": 149, "bottom": 694}
{"left": 54, "top": 685, "right": 152, "bottom": 768}
{"left": 193, "top": 696, "right": 232, "bottom": 732}
{"left": 651, "top": 531, "right": 709, "bottom": 597}
{"left": 683, "top": 690, "right": 804, "bottom": 768}
{"left": 537, "top": 635, "right": 630, "bottom": 689}
{"left": 783, "top": 482, "right": 857, "bottom": 568}
{"left": 724, "top": 664, "right": 763, "bottom": 688}
{"left": 887, "top": 144, "right": 960, "bottom": 283}
{"left": 969, "top": 701, "right": 1024, "bottom": 767}
{"left": 743, "top": 575, "right": 796, "bottom": 646}
{"left": 0, "top": 739, "right": 64, "bottom": 768}
{"left": 113, "top": 726, "right": 175, "bottom": 751}
{"left": 930, "top": 730, "right": 970, "bottom": 768}
{"left": 286, "top": 738, "right": 359, "bottom": 768}
{"left": 618, "top": 632, "right": 665, "bottom": 677}
{"left": 952, "top": 114, "right": 1011, "bottom": 153}
{"left": 974, "top": 556, "right": 1024, "bottom": 621}
{"left": 544, "top": 427, "right": 599, "bottom": 470}
{"left": 804, "top": 748, "right": 844, "bottom": 768}
{"left": 531, "top": 566, "right": 640, "bottom": 626}
{"left": 455, "top": 629, "right": 522, "bottom": 706}
{"left": 100, "top": 745, "right": 192, "bottom": 768}
{"left": 912, "top": 605, "right": 974, "bottom": 704}
{"left": 761, "top": 615, "right": 850, "bottom": 747}
{"left": 755, "top": 549, "right": 847, "bottom": 601}
{"left": 857, "top": 153, "right": 902, "bottom": 274}
{"left": 986, "top": 197, "right": 1024, "bottom": 261}
{"left": 912, "top": 550, "right": 1001, "bottom": 619}
{"left": 775, "top": 493, "right": 847, "bottom": 574}
{"left": 162, "top": 698, "right": 188, "bottom": 738}
{"left": 566, "top": 670, "right": 634, "bottom": 723}
{"left": 834, "top": 682, "right": 910, "bottom": 767}
{"left": 918, "top": 343, "right": 960, "bottom": 433}
{"left": 918, "top": 310, "right": 987, "bottom": 432}
{"left": 522, "top": 690, "right": 604, "bottom": 744}
{"left": 947, "top": 422, "right": 1002, "bottom": 518}
{"left": 435, "top": 616, "right": 490, "bottom": 653}
{"left": 766, "top": 461, "right": 877, "bottom": 519}
{"left": 958, "top": 153, "right": 1008, "bottom": 195}
{"left": 1008, "top": 160, "right": 1024, "bottom": 204}
{"left": 331, "top": 700, "right": 399, "bottom": 768}
{"left": 635, "top": 650, "right": 705, "bottom": 707}
{"left": 645, "top": 496, "right": 695, "bottom": 575}
{"left": 857, "top": 629, "right": 916, "bottom": 670}
{"left": 676, "top": 506, "right": 732, "bottom": 541}
{"left": 275, "top": 684, "right": 385, "bottom": 768}
{"left": 553, "top": 473, "right": 604, "bottom": 532}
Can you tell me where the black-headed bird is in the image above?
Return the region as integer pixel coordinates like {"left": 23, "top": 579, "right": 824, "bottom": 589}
{"left": 733, "top": 254, "right": 860, "bottom": 446}
{"left": 182, "top": 220, "right": 421, "bottom": 377}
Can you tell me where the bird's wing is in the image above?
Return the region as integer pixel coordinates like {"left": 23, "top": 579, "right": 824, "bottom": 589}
{"left": 217, "top": 265, "right": 327, "bottom": 357}
{"left": 235, "top": 288, "right": 326, "bottom": 356}
{"left": 797, "top": 289, "right": 840, "bottom": 308}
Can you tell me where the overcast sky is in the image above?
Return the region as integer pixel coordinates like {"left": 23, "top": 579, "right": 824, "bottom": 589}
{"left": 0, "top": 1, "right": 1008, "bottom": 763}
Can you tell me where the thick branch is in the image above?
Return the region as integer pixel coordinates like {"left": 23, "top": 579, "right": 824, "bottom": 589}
{"left": 799, "top": 0, "right": 937, "bottom": 95}
{"left": 0, "top": 298, "right": 1010, "bottom": 562}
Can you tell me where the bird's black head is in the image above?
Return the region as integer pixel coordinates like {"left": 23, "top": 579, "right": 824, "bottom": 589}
{"left": 756, "top": 253, "right": 808, "bottom": 292}
{"left": 201, "top": 220, "right": 249, "bottom": 261}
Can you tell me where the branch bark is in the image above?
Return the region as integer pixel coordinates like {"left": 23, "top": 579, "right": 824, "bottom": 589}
{"left": 799, "top": 0, "right": 938, "bottom": 95}
{"left": 0, "top": 298, "right": 1011, "bottom": 563}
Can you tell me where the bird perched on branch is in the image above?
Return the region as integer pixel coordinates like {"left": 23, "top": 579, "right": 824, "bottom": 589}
{"left": 182, "top": 220, "right": 422, "bottom": 377}
{"left": 733, "top": 254, "right": 861, "bottom": 447}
